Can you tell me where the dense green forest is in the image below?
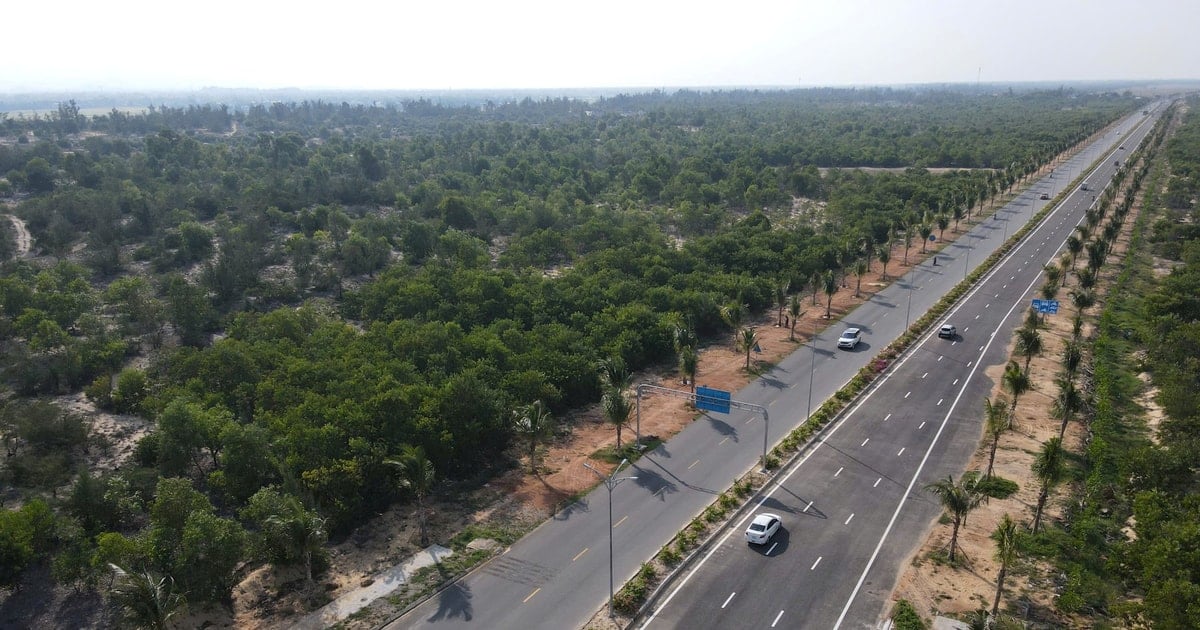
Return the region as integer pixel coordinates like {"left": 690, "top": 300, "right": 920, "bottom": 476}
{"left": 0, "top": 87, "right": 1151, "bottom": 620}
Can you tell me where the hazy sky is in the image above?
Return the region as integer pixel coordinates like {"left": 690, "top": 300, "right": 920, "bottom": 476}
{"left": 4, "top": 0, "right": 1197, "bottom": 92}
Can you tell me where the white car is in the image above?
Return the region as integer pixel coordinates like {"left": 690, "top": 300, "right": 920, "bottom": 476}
{"left": 837, "top": 328, "right": 862, "bottom": 349}
{"left": 938, "top": 324, "right": 957, "bottom": 339}
{"left": 745, "top": 513, "right": 781, "bottom": 545}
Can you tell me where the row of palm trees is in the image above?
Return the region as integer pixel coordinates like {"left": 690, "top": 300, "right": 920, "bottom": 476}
{"left": 922, "top": 146, "right": 1145, "bottom": 622}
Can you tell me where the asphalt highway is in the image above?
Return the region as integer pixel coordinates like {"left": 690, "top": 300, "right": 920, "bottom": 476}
{"left": 640, "top": 107, "right": 1162, "bottom": 629}
{"left": 387, "top": 105, "right": 1161, "bottom": 630}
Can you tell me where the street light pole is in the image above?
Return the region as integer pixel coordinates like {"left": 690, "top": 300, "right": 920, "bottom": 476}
{"left": 806, "top": 318, "right": 816, "bottom": 421}
{"left": 584, "top": 459, "right": 637, "bottom": 618}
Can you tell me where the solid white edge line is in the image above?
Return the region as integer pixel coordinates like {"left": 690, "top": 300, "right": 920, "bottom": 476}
{"left": 832, "top": 259, "right": 1070, "bottom": 628}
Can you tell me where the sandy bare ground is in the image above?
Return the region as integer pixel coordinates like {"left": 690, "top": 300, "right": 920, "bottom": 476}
{"left": 4, "top": 211, "right": 32, "bottom": 257}
{"left": 888, "top": 150, "right": 1148, "bottom": 626}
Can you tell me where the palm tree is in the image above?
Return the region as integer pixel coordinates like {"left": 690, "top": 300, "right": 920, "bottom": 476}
{"left": 1061, "top": 340, "right": 1083, "bottom": 377}
{"left": 1015, "top": 327, "right": 1043, "bottom": 374}
{"left": 877, "top": 245, "right": 891, "bottom": 280}
{"left": 774, "top": 279, "right": 790, "bottom": 327}
{"left": 108, "top": 564, "right": 186, "bottom": 630}
{"left": 719, "top": 301, "right": 748, "bottom": 348}
{"left": 903, "top": 225, "right": 914, "bottom": 266}
{"left": 678, "top": 345, "right": 698, "bottom": 394}
{"left": 1052, "top": 378, "right": 1082, "bottom": 439}
{"left": 952, "top": 205, "right": 964, "bottom": 232}
{"left": 1002, "top": 361, "right": 1030, "bottom": 424}
{"left": 387, "top": 445, "right": 436, "bottom": 545}
{"left": 669, "top": 315, "right": 698, "bottom": 356}
{"left": 853, "top": 259, "right": 868, "bottom": 298}
{"left": 1070, "top": 288, "right": 1095, "bottom": 315}
{"left": 822, "top": 270, "right": 838, "bottom": 319}
{"left": 264, "top": 512, "right": 328, "bottom": 592}
{"left": 810, "top": 271, "right": 822, "bottom": 305}
{"left": 1039, "top": 282, "right": 1058, "bottom": 302}
{"left": 919, "top": 223, "right": 933, "bottom": 253}
{"left": 860, "top": 233, "right": 876, "bottom": 270}
{"left": 737, "top": 327, "right": 760, "bottom": 369}
{"left": 597, "top": 356, "right": 632, "bottom": 392}
{"left": 511, "top": 400, "right": 555, "bottom": 473}
{"left": 936, "top": 214, "right": 949, "bottom": 241}
{"left": 924, "top": 472, "right": 985, "bottom": 562}
{"left": 787, "top": 295, "right": 802, "bottom": 342}
{"left": 1042, "top": 263, "right": 1062, "bottom": 290}
{"left": 991, "top": 514, "right": 1019, "bottom": 616}
{"left": 602, "top": 387, "right": 632, "bottom": 449}
{"left": 1065, "top": 235, "right": 1084, "bottom": 270}
{"left": 984, "top": 396, "right": 1010, "bottom": 478}
{"left": 1031, "top": 438, "right": 1064, "bottom": 533}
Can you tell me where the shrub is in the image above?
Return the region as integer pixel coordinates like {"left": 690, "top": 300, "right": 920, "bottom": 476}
{"left": 891, "top": 599, "right": 926, "bottom": 630}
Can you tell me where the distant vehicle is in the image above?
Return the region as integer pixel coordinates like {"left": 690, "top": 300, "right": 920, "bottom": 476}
{"left": 938, "top": 324, "right": 957, "bottom": 339}
{"left": 745, "top": 513, "right": 782, "bottom": 545}
{"left": 1081, "top": 183, "right": 1090, "bottom": 191}
{"left": 837, "top": 328, "right": 862, "bottom": 349}
{"left": 1119, "top": 145, "right": 1125, "bottom": 150}
{"left": 1115, "top": 160, "right": 1120, "bottom": 166}
{"left": 1040, "top": 193, "right": 1050, "bottom": 200}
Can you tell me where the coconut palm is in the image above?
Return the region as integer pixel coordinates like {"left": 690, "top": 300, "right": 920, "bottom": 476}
{"left": 597, "top": 356, "right": 631, "bottom": 392}
{"left": 1052, "top": 378, "right": 1082, "bottom": 439}
{"left": 678, "top": 345, "right": 698, "bottom": 393}
{"left": 787, "top": 295, "right": 802, "bottom": 342}
{"left": 719, "top": 301, "right": 748, "bottom": 349}
{"left": 902, "top": 226, "right": 914, "bottom": 266}
{"left": 877, "top": 245, "right": 891, "bottom": 280}
{"left": 1002, "top": 361, "right": 1030, "bottom": 423}
{"left": 602, "top": 387, "right": 632, "bottom": 449}
{"left": 810, "top": 271, "right": 822, "bottom": 305}
{"left": 1042, "top": 263, "right": 1062, "bottom": 290}
{"left": 924, "top": 472, "right": 985, "bottom": 562}
{"left": 1061, "top": 340, "right": 1083, "bottom": 377}
{"left": 1015, "top": 327, "right": 1043, "bottom": 374}
{"left": 1065, "top": 235, "right": 1083, "bottom": 270}
{"left": 919, "top": 223, "right": 933, "bottom": 253}
{"left": 1031, "top": 438, "right": 1064, "bottom": 533}
{"left": 387, "top": 445, "right": 436, "bottom": 545}
{"left": 774, "top": 278, "right": 790, "bottom": 327}
{"left": 511, "top": 400, "right": 555, "bottom": 473}
{"left": 108, "top": 565, "right": 186, "bottom": 630}
{"left": 853, "top": 259, "right": 868, "bottom": 298}
{"left": 822, "top": 270, "right": 838, "bottom": 319}
{"left": 991, "top": 514, "right": 1019, "bottom": 616}
{"left": 264, "top": 512, "right": 328, "bottom": 592}
{"left": 936, "top": 214, "right": 949, "bottom": 241}
{"left": 1070, "top": 288, "right": 1095, "bottom": 315}
{"left": 984, "top": 396, "right": 1010, "bottom": 478}
{"left": 737, "top": 327, "right": 760, "bottom": 370}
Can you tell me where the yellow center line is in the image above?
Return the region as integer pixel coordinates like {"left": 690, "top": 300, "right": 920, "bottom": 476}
{"left": 573, "top": 548, "right": 589, "bottom": 562}
{"left": 688, "top": 459, "right": 700, "bottom": 469}
{"left": 613, "top": 515, "right": 629, "bottom": 528}
{"left": 523, "top": 587, "right": 541, "bottom": 603}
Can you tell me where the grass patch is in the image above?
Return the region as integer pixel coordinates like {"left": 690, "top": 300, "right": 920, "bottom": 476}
{"left": 589, "top": 436, "right": 664, "bottom": 465}
{"left": 976, "top": 475, "right": 1020, "bottom": 499}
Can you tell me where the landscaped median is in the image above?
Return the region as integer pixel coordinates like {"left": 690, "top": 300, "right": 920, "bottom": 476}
{"left": 602, "top": 147, "right": 1124, "bottom": 629}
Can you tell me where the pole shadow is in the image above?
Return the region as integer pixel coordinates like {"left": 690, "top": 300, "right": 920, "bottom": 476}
{"left": 630, "top": 466, "right": 678, "bottom": 501}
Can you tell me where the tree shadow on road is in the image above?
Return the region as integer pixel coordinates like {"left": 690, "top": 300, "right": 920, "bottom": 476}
{"left": 428, "top": 581, "right": 473, "bottom": 622}
{"left": 705, "top": 415, "right": 738, "bottom": 442}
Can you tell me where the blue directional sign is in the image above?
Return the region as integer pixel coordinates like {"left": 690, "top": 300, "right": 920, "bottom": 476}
{"left": 1032, "top": 299, "right": 1060, "bottom": 314}
{"left": 695, "top": 386, "right": 732, "bottom": 414}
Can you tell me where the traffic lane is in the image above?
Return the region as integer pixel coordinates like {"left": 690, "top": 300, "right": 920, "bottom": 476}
{"left": 653, "top": 439, "right": 928, "bottom": 629}
{"left": 651, "top": 335, "right": 976, "bottom": 629}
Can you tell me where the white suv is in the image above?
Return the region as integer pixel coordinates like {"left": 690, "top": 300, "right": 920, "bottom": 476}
{"left": 837, "top": 328, "right": 862, "bottom": 349}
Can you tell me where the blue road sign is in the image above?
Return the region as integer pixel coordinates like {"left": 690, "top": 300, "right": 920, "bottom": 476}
{"left": 1032, "top": 299, "right": 1060, "bottom": 314}
{"left": 696, "top": 386, "right": 732, "bottom": 414}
